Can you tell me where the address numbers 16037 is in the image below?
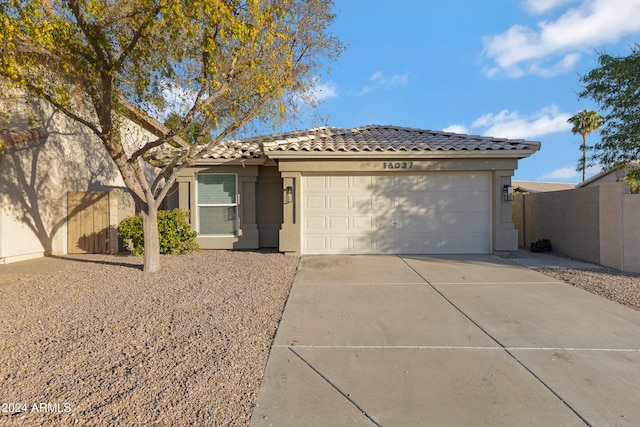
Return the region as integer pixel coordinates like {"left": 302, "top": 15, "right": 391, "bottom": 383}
{"left": 382, "top": 161, "right": 413, "bottom": 169}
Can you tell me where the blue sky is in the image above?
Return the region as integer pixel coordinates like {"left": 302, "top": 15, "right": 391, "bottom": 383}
{"left": 301, "top": 0, "right": 640, "bottom": 183}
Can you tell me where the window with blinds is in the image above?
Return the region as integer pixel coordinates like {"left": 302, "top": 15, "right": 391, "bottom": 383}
{"left": 196, "top": 174, "right": 237, "bottom": 235}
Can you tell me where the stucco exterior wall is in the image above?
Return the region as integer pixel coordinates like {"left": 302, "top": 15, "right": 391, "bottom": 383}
{"left": 0, "top": 89, "right": 152, "bottom": 263}
{"left": 256, "top": 165, "right": 283, "bottom": 247}
{"left": 622, "top": 193, "right": 640, "bottom": 272}
{"left": 599, "top": 183, "right": 624, "bottom": 270}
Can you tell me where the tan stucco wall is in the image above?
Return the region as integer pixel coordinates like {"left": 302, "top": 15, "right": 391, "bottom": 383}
{"left": 621, "top": 193, "right": 640, "bottom": 272}
{"left": 109, "top": 189, "right": 135, "bottom": 253}
{"left": 513, "top": 183, "right": 640, "bottom": 272}
{"left": 599, "top": 183, "right": 624, "bottom": 270}
{"left": 513, "top": 187, "right": 601, "bottom": 263}
{"left": 256, "top": 166, "right": 283, "bottom": 247}
{"left": 0, "top": 89, "right": 154, "bottom": 263}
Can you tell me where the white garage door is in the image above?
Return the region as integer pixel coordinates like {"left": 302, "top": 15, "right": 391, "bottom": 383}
{"left": 302, "top": 173, "right": 491, "bottom": 254}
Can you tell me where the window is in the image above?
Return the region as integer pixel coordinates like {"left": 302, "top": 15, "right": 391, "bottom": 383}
{"left": 197, "top": 174, "right": 237, "bottom": 235}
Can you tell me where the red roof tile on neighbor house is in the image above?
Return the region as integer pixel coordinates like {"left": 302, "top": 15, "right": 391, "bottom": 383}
{"left": 0, "top": 128, "right": 49, "bottom": 148}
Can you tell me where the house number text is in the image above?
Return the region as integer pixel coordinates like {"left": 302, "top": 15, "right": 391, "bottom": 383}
{"left": 383, "top": 161, "right": 413, "bottom": 169}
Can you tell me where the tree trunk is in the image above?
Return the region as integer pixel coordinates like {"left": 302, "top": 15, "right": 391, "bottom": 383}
{"left": 140, "top": 204, "right": 161, "bottom": 273}
{"left": 582, "top": 134, "right": 587, "bottom": 182}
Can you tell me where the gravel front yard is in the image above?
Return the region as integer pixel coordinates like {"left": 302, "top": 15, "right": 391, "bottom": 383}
{"left": 1, "top": 251, "right": 639, "bottom": 426}
{"left": 0, "top": 251, "right": 298, "bottom": 426}
{"left": 536, "top": 267, "right": 640, "bottom": 312}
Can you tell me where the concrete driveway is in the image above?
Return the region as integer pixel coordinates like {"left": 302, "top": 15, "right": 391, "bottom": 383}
{"left": 250, "top": 254, "right": 640, "bottom": 427}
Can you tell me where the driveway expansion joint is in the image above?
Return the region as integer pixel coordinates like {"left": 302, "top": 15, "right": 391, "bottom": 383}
{"left": 287, "top": 346, "right": 381, "bottom": 427}
{"left": 398, "top": 255, "right": 593, "bottom": 427}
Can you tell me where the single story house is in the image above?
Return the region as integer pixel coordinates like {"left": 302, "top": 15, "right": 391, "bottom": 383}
{"left": 164, "top": 125, "right": 540, "bottom": 255}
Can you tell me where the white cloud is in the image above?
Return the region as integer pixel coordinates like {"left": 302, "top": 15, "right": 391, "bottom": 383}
{"left": 355, "top": 71, "right": 409, "bottom": 95}
{"left": 148, "top": 81, "right": 198, "bottom": 121}
{"left": 523, "top": 0, "right": 578, "bottom": 14}
{"left": 308, "top": 81, "right": 338, "bottom": 102}
{"left": 370, "top": 71, "right": 409, "bottom": 87}
{"left": 539, "top": 164, "right": 600, "bottom": 180}
{"left": 539, "top": 166, "right": 580, "bottom": 180}
{"left": 482, "top": 0, "right": 640, "bottom": 77}
{"left": 446, "top": 105, "right": 572, "bottom": 139}
{"left": 442, "top": 124, "right": 469, "bottom": 134}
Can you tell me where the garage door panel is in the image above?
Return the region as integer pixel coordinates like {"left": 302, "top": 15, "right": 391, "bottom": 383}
{"left": 305, "top": 237, "right": 327, "bottom": 251}
{"left": 352, "top": 216, "right": 373, "bottom": 231}
{"left": 306, "top": 196, "right": 326, "bottom": 209}
{"left": 353, "top": 195, "right": 373, "bottom": 210}
{"left": 328, "top": 196, "right": 349, "bottom": 209}
{"left": 306, "top": 216, "right": 326, "bottom": 230}
{"left": 328, "top": 176, "right": 349, "bottom": 188}
{"left": 352, "top": 175, "right": 374, "bottom": 189}
{"left": 328, "top": 216, "right": 350, "bottom": 230}
{"left": 303, "top": 173, "right": 490, "bottom": 254}
{"left": 328, "top": 236, "right": 350, "bottom": 251}
{"left": 305, "top": 176, "right": 326, "bottom": 189}
{"left": 373, "top": 195, "right": 394, "bottom": 210}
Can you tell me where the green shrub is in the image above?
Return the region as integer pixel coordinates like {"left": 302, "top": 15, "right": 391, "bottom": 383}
{"left": 118, "top": 209, "right": 200, "bottom": 256}
{"left": 530, "top": 238, "right": 552, "bottom": 253}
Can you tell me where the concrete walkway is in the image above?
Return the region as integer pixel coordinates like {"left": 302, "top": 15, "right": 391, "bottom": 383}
{"left": 251, "top": 253, "right": 640, "bottom": 426}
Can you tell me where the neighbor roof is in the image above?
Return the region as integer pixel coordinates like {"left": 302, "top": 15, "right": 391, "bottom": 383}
{"left": 0, "top": 128, "right": 49, "bottom": 151}
{"left": 512, "top": 180, "right": 576, "bottom": 193}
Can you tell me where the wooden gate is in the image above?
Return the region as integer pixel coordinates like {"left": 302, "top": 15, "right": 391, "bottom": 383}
{"left": 67, "top": 191, "right": 110, "bottom": 254}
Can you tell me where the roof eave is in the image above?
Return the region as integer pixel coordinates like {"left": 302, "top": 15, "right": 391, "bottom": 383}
{"left": 191, "top": 157, "right": 267, "bottom": 166}
{"left": 264, "top": 149, "right": 539, "bottom": 160}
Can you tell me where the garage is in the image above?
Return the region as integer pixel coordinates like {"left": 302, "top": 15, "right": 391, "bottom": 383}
{"left": 302, "top": 172, "right": 491, "bottom": 254}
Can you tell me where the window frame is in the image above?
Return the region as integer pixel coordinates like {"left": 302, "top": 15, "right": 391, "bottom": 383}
{"left": 195, "top": 173, "right": 238, "bottom": 236}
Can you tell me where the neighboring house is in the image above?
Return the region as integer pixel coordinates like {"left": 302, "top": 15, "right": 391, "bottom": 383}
{"left": 513, "top": 180, "right": 576, "bottom": 194}
{"left": 163, "top": 125, "right": 540, "bottom": 255}
{"left": 576, "top": 161, "right": 640, "bottom": 188}
{"left": 0, "top": 89, "right": 155, "bottom": 264}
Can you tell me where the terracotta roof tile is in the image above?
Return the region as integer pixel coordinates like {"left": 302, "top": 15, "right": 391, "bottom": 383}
{"left": 0, "top": 128, "right": 49, "bottom": 148}
{"left": 261, "top": 125, "right": 539, "bottom": 153}
{"left": 151, "top": 125, "right": 539, "bottom": 164}
{"left": 200, "top": 140, "right": 264, "bottom": 159}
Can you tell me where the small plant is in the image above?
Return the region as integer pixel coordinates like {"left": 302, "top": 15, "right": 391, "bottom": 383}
{"left": 118, "top": 209, "right": 199, "bottom": 256}
{"left": 617, "top": 168, "right": 640, "bottom": 194}
{"left": 530, "top": 239, "right": 552, "bottom": 253}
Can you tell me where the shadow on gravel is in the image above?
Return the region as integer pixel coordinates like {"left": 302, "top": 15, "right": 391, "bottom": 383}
{"left": 59, "top": 255, "right": 143, "bottom": 271}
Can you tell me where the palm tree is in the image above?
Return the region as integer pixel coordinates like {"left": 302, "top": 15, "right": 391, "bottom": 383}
{"left": 567, "top": 110, "right": 603, "bottom": 182}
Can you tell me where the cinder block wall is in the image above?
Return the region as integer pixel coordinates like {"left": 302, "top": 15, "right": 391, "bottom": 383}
{"left": 622, "top": 193, "right": 640, "bottom": 272}
{"left": 513, "top": 183, "right": 640, "bottom": 272}
{"left": 513, "top": 187, "right": 601, "bottom": 264}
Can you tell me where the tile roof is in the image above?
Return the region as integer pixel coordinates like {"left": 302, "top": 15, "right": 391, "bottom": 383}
{"left": 0, "top": 128, "right": 49, "bottom": 149}
{"left": 512, "top": 180, "right": 576, "bottom": 193}
{"left": 201, "top": 140, "right": 264, "bottom": 159}
{"left": 152, "top": 125, "right": 540, "bottom": 163}
{"left": 261, "top": 125, "right": 540, "bottom": 153}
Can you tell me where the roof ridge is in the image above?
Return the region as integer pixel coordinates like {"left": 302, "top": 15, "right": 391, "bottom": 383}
{"left": 346, "top": 125, "right": 532, "bottom": 143}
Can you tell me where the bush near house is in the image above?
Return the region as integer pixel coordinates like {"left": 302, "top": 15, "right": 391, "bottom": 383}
{"left": 119, "top": 209, "right": 199, "bottom": 256}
